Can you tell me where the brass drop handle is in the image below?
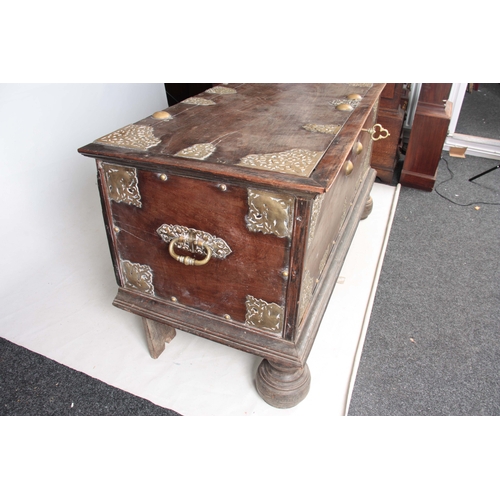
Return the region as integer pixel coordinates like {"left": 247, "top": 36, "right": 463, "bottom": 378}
{"left": 169, "top": 237, "right": 212, "bottom": 266}
{"left": 363, "top": 123, "right": 390, "bottom": 141}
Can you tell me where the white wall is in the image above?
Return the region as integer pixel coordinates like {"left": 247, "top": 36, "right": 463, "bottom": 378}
{"left": 0, "top": 84, "right": 167, "bottom": 302}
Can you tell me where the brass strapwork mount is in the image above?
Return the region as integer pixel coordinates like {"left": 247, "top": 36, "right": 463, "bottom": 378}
{"left": 363, "top": 123, "right": 390, "bottom": 141}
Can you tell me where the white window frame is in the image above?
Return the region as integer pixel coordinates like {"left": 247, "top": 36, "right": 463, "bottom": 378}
{"left": 443, "top": 83, "right": 500, "bottom": 159}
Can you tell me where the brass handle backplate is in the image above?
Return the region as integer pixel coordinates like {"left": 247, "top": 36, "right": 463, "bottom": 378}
{"left": 157, "top": 223, "right": 232, "bottom": 266}
{"left": 169, "top": 237, "right": 212, "bottom": 266}
{"left": 363, "top": 123, "right": 390, "bottom": 141}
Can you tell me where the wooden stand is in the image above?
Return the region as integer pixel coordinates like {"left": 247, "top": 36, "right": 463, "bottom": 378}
{"left": 120, "top": 175, "right": 375, "bottom": 409}
{"left": 142, "top": 317, "right": 176, "bottom": 359}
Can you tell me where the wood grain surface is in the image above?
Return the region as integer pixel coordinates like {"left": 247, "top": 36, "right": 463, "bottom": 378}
{"left": 80, "top": 84, "right": 385, "bottom": 195}
{"left": 104, "top": 166, "right": 290, "bottom": 327}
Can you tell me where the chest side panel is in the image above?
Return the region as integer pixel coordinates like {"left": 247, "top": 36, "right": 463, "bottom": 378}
{"left": 98, "top": 162, "right": 291, "bottom": 334}
{"left": 296, "top": 104, "right": 378, "bottom": 327}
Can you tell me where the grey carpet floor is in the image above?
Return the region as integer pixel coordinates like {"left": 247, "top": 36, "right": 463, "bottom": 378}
{"left": 348, "top": 155, "right": 500, "bottom": 415}
{"left": 0, "top": 336, "right": 181, "bottom": 416}
{"left": 455, "top": 83, "right": 500, "bottom": 138}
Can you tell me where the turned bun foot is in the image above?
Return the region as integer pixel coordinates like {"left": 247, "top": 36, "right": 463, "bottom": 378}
{"left": 361, "top": 195, "right": 373, "bottom": 220}
{"left": 256, "top": 359, "right": 311, "bottom": 409}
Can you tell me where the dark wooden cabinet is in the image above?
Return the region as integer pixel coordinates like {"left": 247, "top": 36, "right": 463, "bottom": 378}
{"left": 400, "top": 83, "right": 453, "bottom": 191}
{"left": 164, "top": 83, "right": 213, "bottom": 105}
{"left": 78, "top": 83, "right": 384, "bottom": 408}
{"left": 371, "top": 83, "right": 407, "bottom": 184}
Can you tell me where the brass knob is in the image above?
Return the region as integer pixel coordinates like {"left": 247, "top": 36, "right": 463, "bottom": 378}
{"left": 344, "top": 160, "right": 354, "bottom": 176}
{"left": 353, "top": 141, "right": 363, "bottom": 155}
{"left": 336, "top": 103, "right": 353, "bottom": 111}
{"left": 152, "top": 110, "right": 172, "bottom": 120}
{"left": 347, "top": 93, "right": 362, "bottom": 100}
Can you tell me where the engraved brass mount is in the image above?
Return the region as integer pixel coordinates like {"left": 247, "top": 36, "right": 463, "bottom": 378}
{"left": 246, "top": 189, "right": 295, "bottom": 238}
{"left": 157, "top": 224, "right": 232, "bottom": 266}
{"left": 121, "top": 260, "right": 154, "bottom": 295}
{"left": 245, "top": 295, "right": 284, "bottom": 334}
{"left": 102, "top": 163, "right": 142, "bottom": 207}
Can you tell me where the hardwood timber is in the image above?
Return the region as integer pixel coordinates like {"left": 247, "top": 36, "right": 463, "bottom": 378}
{"left": 79, "top": 84, "right": 384, "bottom": 195}
{"left": 111, "top": 167, "right": 376, "bottom": 369}
{"left": 78, "top": 84, "right": 385, "bottom": 408}
{"left": 101, "top": 169, "right": 289, "bottom": 323}
{"left": 400, "top": 84, "right": 453, "bottom": 191}
{"left": 371, "top": 83, "right": 407, "bottom": 184}
{"left": 142, "top": 317, "right": 176, "bottom": 359}
{"left": 361, "top": 196, "right": 373, "bottom": 220}
{"left": 418, "top": 83, "right": 453, "bottom": 105}
{"left": 256, "top": 359, "right": 311, "bottom": 409}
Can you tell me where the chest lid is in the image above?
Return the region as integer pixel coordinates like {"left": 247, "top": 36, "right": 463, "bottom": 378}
{"left": 78, "top": 83, "right": 385, "bottom": 194}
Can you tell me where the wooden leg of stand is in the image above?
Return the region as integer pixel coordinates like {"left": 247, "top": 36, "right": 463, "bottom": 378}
{"left": 255, "top": 359, "right": 311, "bottom": 409}
{"left": 142, "top": 317, "right": 176, "bottom": 359}
{"left": 361, "top": 196, "right": 373, "bottom": 220}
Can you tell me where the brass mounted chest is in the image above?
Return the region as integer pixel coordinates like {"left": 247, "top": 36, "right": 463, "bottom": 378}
{"left": 78, "top": 83, "right": 386, "bottom": 408}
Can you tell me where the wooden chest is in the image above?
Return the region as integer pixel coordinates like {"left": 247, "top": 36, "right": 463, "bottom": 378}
{"left": 78, "top": 83, "right": 386, "bottom": 408}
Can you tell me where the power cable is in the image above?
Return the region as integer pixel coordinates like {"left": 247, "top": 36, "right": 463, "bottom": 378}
{"left": 434, "top": 157, "right": 500, "bottom": 206}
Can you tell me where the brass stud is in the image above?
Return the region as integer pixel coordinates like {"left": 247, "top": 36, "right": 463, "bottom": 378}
{"left": 282, "top": 269, "right": 289, "bottom": 278}
{"left": 353, "top": 141, "right": 363, "bottom": 155}
{"left": 160, "top": 173, "right": 168, "bottom": 181}
{"left": 344, "top": 160, "right": 354, "bottom": 176}
{"left": 113, "top": 226, "right": 120, "bottom": 233}
{"left": 219, "top": 184, "right": 227, "bottom": 191}
{"left": 171, "top": 296, "right": 178, "bottom": 302}
{"left": 347, "top": 93, "right": 362, "bottom": 100}
{"left": 223, "top": 314, "right": 231, "bottom": 320}
{"left": 152, "top": 110, "right": 171, "bottom": 120}
{"left": 336, "top": 103, "right": 353, "bottom": 111}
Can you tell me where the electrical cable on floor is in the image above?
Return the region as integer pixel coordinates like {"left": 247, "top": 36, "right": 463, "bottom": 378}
{"left": 164, "top": 90, "right": 179, "bottom": 105}
{"left": 434, "top": 157, "right": 500, "bottom": 206}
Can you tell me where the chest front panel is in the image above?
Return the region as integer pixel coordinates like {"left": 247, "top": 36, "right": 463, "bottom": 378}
{"left": 98, "top": 161, "right": 293, "bottom": 336}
